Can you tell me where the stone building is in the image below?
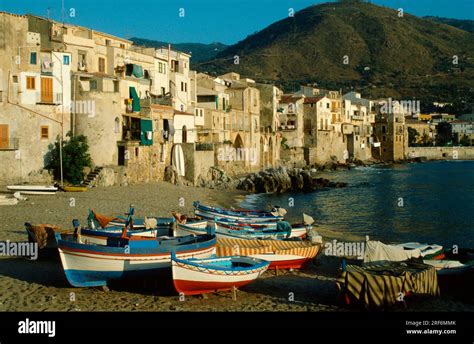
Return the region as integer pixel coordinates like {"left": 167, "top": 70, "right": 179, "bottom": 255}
{"left": 0, "top": 12, "right": 72, "bottom": 183}
{"left": 343, "top": 92, "right": 374, "bottom": 161}
{"left": 372, "top": 102, "right": 408, "bottom": 161}
{"left": 255, "top": 83, "right": 282, "bottom": 168}
{"left": 278, "top": 95, "right": 305, "bottom": 166}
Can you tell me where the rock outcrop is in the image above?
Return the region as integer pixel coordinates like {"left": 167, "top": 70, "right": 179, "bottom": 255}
{"left": 237, "top": 167, "right": 348, "bottom": 193}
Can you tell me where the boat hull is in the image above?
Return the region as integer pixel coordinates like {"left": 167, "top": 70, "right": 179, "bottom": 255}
{"left": 172, "top": 256, "right": 269, "bottom": 295}
{"left": 56, "top": 234, "right": 216, "bottom": 287}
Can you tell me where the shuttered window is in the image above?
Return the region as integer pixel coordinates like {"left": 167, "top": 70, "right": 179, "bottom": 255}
{"left": 40, "top": 126, "right": 49, "bottom": 139}
{"left": 26, "top": 76, "right": 36, "bottom": 90}
{"left": 98, "top": 57, "right": 106, "bottom": 73}
{"left": 0, "top": 124, "right": 9, "bottom": 149}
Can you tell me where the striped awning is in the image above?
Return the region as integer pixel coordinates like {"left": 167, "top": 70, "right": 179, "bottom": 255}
{"left": 216, "top": 237, "right": 320, "bottom": 258}
{"left": 336, "top": 261, "right": 440, "bottom": 308}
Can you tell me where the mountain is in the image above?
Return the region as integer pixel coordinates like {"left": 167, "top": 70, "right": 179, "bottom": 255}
{"left": 130, "top": 38, "right": 227, "bottom": 63}
{"left": 197, "top": 2, "right": 474, "bottom": 110}
{"left": 425, "top": 16, "right": 474, "bottom": 34}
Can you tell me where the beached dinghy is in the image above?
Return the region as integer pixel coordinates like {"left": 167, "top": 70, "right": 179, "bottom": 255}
{"left": 193, "top": 201, "right": 285, "bottom": 223}
{"left": 89, "top": 209, "right": 176, "bottom": 230}
{"left": 215, "top": 220, "right": 309, "bottom": 239}
{"left": 424, "top": 248, "right": 474, "bottom": 276}
{"left": 216, "top": 237, "right": 322, "bottom": 270}
{"left": 171, "top": 253, "right": 269, "bottom": 295}
{"left": 395, "top": 242, "right": 444, "bottom": 259}
{"left": 6, "top": 185, "right": 58, "bottom": 195}
{"left": 55, "top": 228, "right": 217, "bottom": 287}
{"left": 176, "top": 221, "right": 306, "bottom": 240}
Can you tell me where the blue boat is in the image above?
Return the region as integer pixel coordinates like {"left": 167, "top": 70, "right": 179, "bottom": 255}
{"left": 55, "top": 222, "right": 217, "bottom": 287}
{"left": 193, "top": 201, "right": 285, "bottom": 222}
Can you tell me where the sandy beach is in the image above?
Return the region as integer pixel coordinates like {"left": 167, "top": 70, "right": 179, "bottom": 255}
{"left": 0, "top": 182, "right": 473, "bottom": 312}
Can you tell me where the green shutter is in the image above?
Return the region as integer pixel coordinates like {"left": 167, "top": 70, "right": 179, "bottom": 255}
{"left": 129, "top": 86, "right": 140, "bottom": 112}
{"left": 140, "top": 119, "right": 153, "bottom": 146}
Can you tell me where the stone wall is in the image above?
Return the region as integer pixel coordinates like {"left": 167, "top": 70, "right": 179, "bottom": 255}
{"left": 182, "top": 143, "right": 215, "bottom": 185}
{"left": 407, "top": 147, "right": 474, "bottom": 160}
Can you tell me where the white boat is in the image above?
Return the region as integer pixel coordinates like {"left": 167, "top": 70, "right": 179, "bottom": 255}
{"left": 423, "top": 259, "right": 474, "bottom": 276}
{"left": 171, "top": 254, "right": 269, "bottom": 295}
{"left": 0, "top": 195, "right": 18, "bottom": 205}
{"left": 395, "top": 242, "right": 444, "bottom": 258}
{"left": 7, "top": 185, "right": 58, "bottom": 195}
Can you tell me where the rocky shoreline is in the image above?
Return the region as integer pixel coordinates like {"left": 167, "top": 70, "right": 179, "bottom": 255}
{"left": 191, "top": 157, "right": 431, "bottom": 194}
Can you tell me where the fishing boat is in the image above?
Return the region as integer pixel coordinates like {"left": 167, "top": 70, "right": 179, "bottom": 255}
{"left": 88, "top": 209, "right": 176, "bottom": 230}
{"left": 171, "top": 253, "right": 269, "bottom": 295}
{"left": 55, "top": 229, "right": 217, "bottom": 287}
{"left": 215, "top": 220, "right": 309, "bottom": 239}
{"left": 6, "top": 185, "right": 58, "bottom": 195}
{"left": 193, "top": 201, "right": 285, "bottom": 223}
{"left": 395, "top": 242, "right": 444, "bottom": 259}
{"left": 26, "top": 207, "right": 177, "bottom": 251}
{"left": 424, "top": 248, "right": 474, "bottom": 276}
{"left": 216, "top": 237, "right": 322, "bottom": 270}
{"left": 175, "top": 221, "right": 306, "bottom": 240}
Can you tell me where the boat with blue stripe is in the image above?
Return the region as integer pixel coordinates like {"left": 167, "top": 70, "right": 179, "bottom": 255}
{"left": 55, "top": 210, "right": 217, "bottom": 287}
{"left": 193, "top": 201, "right": 285, "bottom": 223}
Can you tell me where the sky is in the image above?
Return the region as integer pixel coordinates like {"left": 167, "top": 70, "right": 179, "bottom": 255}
{"left": 0, "top": 0, "right": 473, "bottom": 44}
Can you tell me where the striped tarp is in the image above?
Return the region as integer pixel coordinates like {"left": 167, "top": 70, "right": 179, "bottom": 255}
{"left": 336, "top": 261, "right": 440, "bottom": 308}
{"left": 216, "top": 237, "right": 321, "bottom": 258}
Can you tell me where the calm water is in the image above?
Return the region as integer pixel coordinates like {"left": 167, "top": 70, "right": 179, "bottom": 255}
{"left": 241, "top": 161, "right": 474, "bottom": 247}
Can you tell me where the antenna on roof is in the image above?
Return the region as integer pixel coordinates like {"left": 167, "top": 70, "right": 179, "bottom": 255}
{"left": 47, "top": 7, "right": 51, "bottom": 20}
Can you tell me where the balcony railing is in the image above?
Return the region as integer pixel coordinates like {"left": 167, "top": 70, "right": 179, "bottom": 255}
{"left": 0, "top": 138, "right": 19, "bottom": 151}
{"left": 35, "top": 92, "right": 63, "bottom": 105}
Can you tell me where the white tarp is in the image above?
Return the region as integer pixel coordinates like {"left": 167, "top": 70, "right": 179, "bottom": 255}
{"left": 363, "top": 240, "right": 422, "bottom": 264}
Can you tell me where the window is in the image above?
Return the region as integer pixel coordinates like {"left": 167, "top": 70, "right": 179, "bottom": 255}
{"left": 12, "top": 75, "right": 18, "bottom": 83}
{"left": 113, "top": 80, "right": 119, "bottom": 92}
{"left": 158, "top": 62, "right": 163, "bottom": 73}
{"left": 98, "top": 57, "right": 106, "bottom": 73}
{"left": 90, "top": 80, "right": 98, "bottom": 90}
{"left": 120, "top": 43, "right": 125, "bottom": 49}
{"left": 26, "top": 76, "right": 35, "bottom": 90}
{"left": 382, "top": 125, "right": 386, "bottom": 134}
{"left": 0, "top": 124, "right": 9, "bottom": 149}
{"left": 30, "top": 52, "right": 37, "bottom": 65}
{"left": 78, "top": 51, "right": 87, "bottom": 70}
{"left": 114, "top": 117, "right": 120, "bottom": 133}
{"left": 161, "top": 87, "right": 165, "bottom": 95}
{"left": 63, "top": 55, "right": 70, "bottom": 65}
{"left": 181, "top": 82, "right": 184, "bottom": 92}
{"left": 106, "top": 39, "right": 111, "bottom": 46}
{"left": 40, "top": 126, "right": 49, "bottom": 139}
{"left": 326, "top": 103, "right": 330, "bottom": 109}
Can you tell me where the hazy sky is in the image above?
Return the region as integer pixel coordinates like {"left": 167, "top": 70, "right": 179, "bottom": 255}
{"left": 1, "top": 0, "right": 473, "bottom": 44}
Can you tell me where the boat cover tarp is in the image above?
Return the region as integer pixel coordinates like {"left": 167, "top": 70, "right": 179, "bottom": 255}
{"left": 216, "top": 237, "right": 320, "bottom": 258}
{"left": 364, "top": 240, "right": 422, "bottom": 264}
{"left": 336, "top": 261, "right": 440, "bottom": 308}
{"left": 25, "top": 223, "right": 63, "bottom": 249}
{"left": 276, "top": 221, "right": 292, "bottom": 237}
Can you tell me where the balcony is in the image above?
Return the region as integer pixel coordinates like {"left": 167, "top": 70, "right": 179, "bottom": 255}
{"left": 352, "top": 114, "right": 364, "bottom": 121}
{"left": 36, "top": 92, "right": 63, "bottom": 105}
{"left": 0, "top": 138, "right": 19, "bottom": 151}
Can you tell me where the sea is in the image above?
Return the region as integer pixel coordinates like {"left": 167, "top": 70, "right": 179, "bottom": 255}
{"left": 240, "top": 160, "right": 474, "bottom": 248}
